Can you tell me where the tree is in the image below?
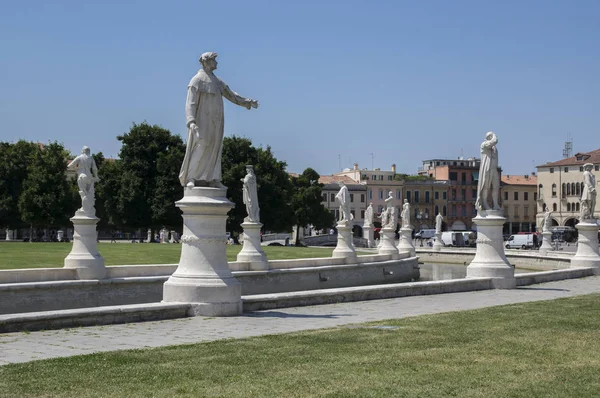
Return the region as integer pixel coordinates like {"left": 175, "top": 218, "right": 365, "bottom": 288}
{"left": 0, "top": 141, "right": 39, "bottom": 230}
{"left": 18, "top": 142, "right": 74, "bottom": 237}
{"left": 290, "top": 168, "right": 335, "bottom": 244}
{"left": 113, "top": 122, "right": 185, "bottom": 231}
{"left": 221, "top": 136, "right": 294, "bottom": 235}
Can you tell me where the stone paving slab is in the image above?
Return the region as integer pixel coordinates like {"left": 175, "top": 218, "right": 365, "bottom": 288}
{"left": 1, "top": 275, "right": 600, "bottom": 366}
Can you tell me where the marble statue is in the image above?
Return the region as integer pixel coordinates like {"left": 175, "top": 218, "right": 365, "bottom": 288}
{"left": 435, "top": 213, "right": 443, "bottom": 233}
{"left": 67, "top": 146, "right": 99, "bottom": 214}
{"left": 179, "top": 52, "right": 259, "bottom": 188}
{"left": 475, "top": 131, "right": 501, "bottom": 211}
{"left": 541, "top": 206, "right": 552, "bottom": 232}
{"left": 580, "top": 163, "right": 597, "bottom": 221}
{"left": 378, "top": 207, "right": 389, "bottom": 229}
{"left": 401, "top": 199, "right": 410, "bottom": 228}
{"left": 384, "top": 191, "right": 397, "bottom": 228}
{"left": 364, "top": 202, "right": 374, "bottom": 227}
{"left": 241, "top": 165, "right": 260, "bottom": 222}
{"left": 335, "top": 181, "right": 352, "bottom": 224}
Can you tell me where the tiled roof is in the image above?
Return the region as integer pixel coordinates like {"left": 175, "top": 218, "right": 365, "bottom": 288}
{"left": 318, "top": 175, "right": 360, "bottom": 185}
{"left": 537, "top": 149, "right": 600, "bottom": 168}
{"left": 501, "top": 174, "right": 537, "bottom": 185}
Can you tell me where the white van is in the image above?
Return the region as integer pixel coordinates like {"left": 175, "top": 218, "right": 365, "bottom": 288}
{"left": 505, "top": 234, "right": 537, "bottom": 249}
{"left": 415, "top": 229, "right": 436, "bottom": 239}
{"left": 440, "top": 231, "right": 466, "bottom": 247}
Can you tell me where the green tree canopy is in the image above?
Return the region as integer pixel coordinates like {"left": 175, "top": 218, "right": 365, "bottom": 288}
{"left": 222, "top": 136, "right": 294, "bottom": 234}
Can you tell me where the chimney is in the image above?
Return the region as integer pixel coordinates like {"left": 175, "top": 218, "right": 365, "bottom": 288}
{"left": 391, "top": 164, "right": 396, "bottom": 173}
{"left": 353, "top": 163, "right": 359, "bottom": 171}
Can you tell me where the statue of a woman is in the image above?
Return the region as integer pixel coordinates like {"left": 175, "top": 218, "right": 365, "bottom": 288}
{"left": 401, "top": 199, "right": 410, "bottom": 228}
{"left": 241, "top": 165, "right": 260, "bottom": 222}
{"left": 475, "top": 131, "right": 501, "bottom": 211}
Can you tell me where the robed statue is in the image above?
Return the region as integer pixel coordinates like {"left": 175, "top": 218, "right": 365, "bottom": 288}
{"left": 364, "top": 202, "right": 374, "bottom": 227}
{"left": 401, "top": 199, "right": 410, "bottom": 228}
{"left": 67, "top": 146, "right": 99, "bottom": 215}
{"left": 241, "top": 165, "right": 260, "bottom": 223}
{"left": 179, "top": 52, "right": 259, "bottom": 188}
{"left": 580, "top": 163, "right": 597, "bottom": 221}
{"left": 475, "top": 131, "right": 501, "bottom": 211}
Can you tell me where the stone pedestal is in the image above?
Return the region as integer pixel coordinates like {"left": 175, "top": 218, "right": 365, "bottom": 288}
{"left": 397, "top": 227, "right": 415, "bottom": 257}
{"left": 237, "top": 221, "right": 268, "bottom": 270}
{"left": 466, "top": 210, "right": 515, "bottom": 289}
{"left": 163, "top": 187, "right": 242, "bottom": 316}
{"left": 571, "top": 221, "right": 600, "bottom": 271}
{"left": 363, "top": 225, "right": 375, "bottom": 248}
{"left": 378, "top": 227, "right": 399, "bottom": 258}
{"left": 538, "top": 231, "right": 553, "bottom": 255}
{"left": 64, "top": 212, "right": 106, "bottom": 279}
{"left": 332, "top": 222, "right": 357, "bottom": 262}
{"left": 433, "top": 231, "right": 444, "bottom": 251}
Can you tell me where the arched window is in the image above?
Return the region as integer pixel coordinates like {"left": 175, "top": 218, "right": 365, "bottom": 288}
{"left": 567, "top": 203, "right": 571, "bottom": 211}
{"left": 581, "top": 182, "right": 585, "bottom": 194}
{"left": 434, "top": 205, "right": 439, "bottom": 215}
{"left": 553, "top": 203, "right": 557, "bottom": 211}
{"left": 576, "top": 183, "right": 581, "bottom": 196}
{"left": 571, "top": 183, "right": 576, "bottom": 195}
{"left": 562, "top": 183, "right": 567, "bottom": 197}
{"left": 442, "top": 206, "right": 447, "bottom": 216}
{"left": 567, "top": 183, "right": 571, "bottom": 196}
{"left": 552, "top": 184, "right": 557, "bottom": 197}
{"left": 576, "top": 203, "right": 580, "bottom": 212}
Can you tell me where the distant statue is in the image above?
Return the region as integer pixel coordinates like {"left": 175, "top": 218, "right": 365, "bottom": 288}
{"left": 384, "top": 191, "right": 397, "bottom": 228}
{"left": 67, "top": 146, "right": 99, "bottom": 215}
{"left": 580, "top": 163, "right": 597, "bottom": 221}
{"left": 241, "top": 165, "right": 260, "bottom": 223}
{"left": 179, "top": 52, "right": 259, "bottom": 188}
{"left": 475, "top": 131, "right": 501, "bottom": 211}
{"left": 335, "top": 181, "right": 352, "bottom": 224}
{"left": 541, "top": 206, "right": 552, "bottom": 233}
{"left": 378, "top": 208, "right": 389, "bottom": 229}
{"left": 364, "top": 202, "right": 374, "bottom": 227}
{"left": 401, "top": 199, "right": 410, "bottom": 228}
{"left": 435, "top": 213, "right": 443, "bottom": 233}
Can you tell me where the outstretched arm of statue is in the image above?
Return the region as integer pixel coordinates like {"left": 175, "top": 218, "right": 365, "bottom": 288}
{"left": 220, "top": 81, "right": 259, "bottom": 110}
{"left": 67, "top": 156, "right": 79, "bottom": 170}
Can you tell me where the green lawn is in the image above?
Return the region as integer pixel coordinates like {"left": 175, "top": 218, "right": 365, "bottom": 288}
{"left": 0, "top": 242, "right": 352, "bottom": 270}
{"left": 1, "top": 294, "right": 600, "bottom": 397}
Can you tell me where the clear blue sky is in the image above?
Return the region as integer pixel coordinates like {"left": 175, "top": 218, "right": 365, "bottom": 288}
{"left": 1, "top": 0, "right": 599, "bottom": 176}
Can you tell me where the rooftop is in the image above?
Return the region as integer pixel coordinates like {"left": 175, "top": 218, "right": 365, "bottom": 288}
{"left": 537, "top": 149, "right": 600, "bottom": 168}
{"left": 501, "top": 174, "right": 537, "bottom": 186}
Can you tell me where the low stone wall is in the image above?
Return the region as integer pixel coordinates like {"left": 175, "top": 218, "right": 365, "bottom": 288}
{"left": 417, "top": 249, "right": 572, "bottom": 270}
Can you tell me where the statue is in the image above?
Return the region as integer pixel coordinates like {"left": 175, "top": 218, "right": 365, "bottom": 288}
{"left": 579, "top": 163, "right": 597, "bottom": 221}
{"left": 378, "top": 208, "right": 389, "bottom": 229}
{"left": 179, "top": 52, "right": 259, "bottom": 188}
{"left": 384, "top": 191, "right": 397, "bottom": 228}
{"left": 541, "top": 206, "right": 552, "bottom": 232}
{"left": 401, "top": 199, "right": 410, "bottom": 228}
{"left": 241, "top": 165, "right": 260, "bottom": 222}
{"left": 364, "top": 202, "right": 374, "bottom": 227}
{"left": 335, "top": 181, "right": 352, "bottom": 224}
{"left": 67, "top": 146, "right": 99, "bottom": 215}
{"left": 435, "top": 213, "right": 443, "bottom": 233}
{"left": 475, "top": 131, "right": 501, "bottom": 211}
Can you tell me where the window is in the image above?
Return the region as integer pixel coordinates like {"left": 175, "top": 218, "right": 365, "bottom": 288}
{"left": 330, "top": 193, "right": 335, "bottom": 202}
{"left": 387, "top": 175, "right": 393, "bottom": 181}
{"left": 350, "top": 210, "right": 355, "bottom": 218}
{"left": 361, "top": 194, "right": 365, "bottom": 203}
{"left": 368, "top": 190, "right": 372, "bottom": 200}
{"left": 552, "top": 184, "right": 557, "bottom": 197}
{"left": 562, "top": 183, "right": 566, "bottom": 198}
{"left": 567, "top": 183, "right": 571, "bottom": 196}
{"left": 379, "top": 190, "right": 384, "bottom": 200}
{"left": 514, "top": 205, "right": 519, "bottom": 217}
{"left": 396, "top": 190, "right": 401, "bottom": 199}
{"left": 361, "top": 174, "right": 367, "bottom": 180}
{"left": 553, "top": 203, "right": 557, "bottom": 211}
{"left": 580, "top": 166, "right": 584, "bottom": 172}
{"left": 406, "top": 191, "right": 412, "bottom": 203}
{"left": 576, "top": 202, "right": 580, "bottom": 211}
{"left": 596, "top": 165, "right": 599, "bottom": 171}
{"left": 414, "top": 191, "right": 420, "bottom": 203}
{"left": 425, "top": 191, "right": 430, "bottom": 204}
{"left": 472, "top": 189, "right": 477, "bottom": 200}
{"left": 361, "top": 210, "right": 365, "bottom": 219}
{"left": 461, "top": 172, "right": 467, "bottom": 182}
{"left": 443, "top": 191, "right": 447, "bottom": 200}
{"left": 550, "top": 168, "right": 554, "bottom": 173}
{"left": 379, "top": 175, "right": 383, "bottom": 181}
{"left": 514, "top": 192, "right": 518, "bottom": 201}
{"left": 576, "top": 183, "right": 581, "bottom": 196}
{"left": 534, "top": 193, "right": 537, "bottom": 201}
{"left": 451, "top": 190, "right": 456, "bottom": 200}
{"left": 322, "top": 194, "right": 327, "bottom": 202}
{"left": 504, "top": 191, "right": 508, "bottom": 201}
{"left": 524, "top": 206, "right": 529, "bottom": 216}
{"left": 567, "top": 203, "right": 571, "bottom": 211}
{"left": 449, "top": 172, "right": 458, "bottom": 181}
{"left": 434, "top": 192, "right": 439, "bottom": 200}
{"left": 451, "top": 204, "right": 457, "bottom": 216}
{"left": 571, "top": 183, "right": 575, "bottom": 195}
{"left": 564, "top": 167, "right": 569, "bottom": 173}
{"left": 461, "top": 189, "right": 466, "bottom": 200}
{"left": 524, "top": 192, "right": 528, "bottom": 201}
{"left": 435, "top": 205, "right": 439, "bottom": 215}
{"left": 462, "top": 205, "right": 467, "bottom": 216}
{"left": 350, "top": 194, "right": 354, "bottom": 202}
{"left": 371, "top": 175, "right": 376, "bottom": 180}
{"left": 442, "top": 206, "right": 447, "bottom": 216}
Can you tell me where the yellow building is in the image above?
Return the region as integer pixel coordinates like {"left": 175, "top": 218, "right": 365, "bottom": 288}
{"left": 500, "top": 174, "right": 538, "bottom": 233}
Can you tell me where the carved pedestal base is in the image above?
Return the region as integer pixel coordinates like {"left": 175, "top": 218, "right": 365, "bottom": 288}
{"left": 571, "top": 221, "right": 600, "bottom": 271}
{"left": 64, "top": 212, "right": 106, "bottom": 279}
{"left": 397, "top": 227, "right": 415, "bottom": 257}
{"left": 433, "top": 232, "right": 444, "bottom": 252}
{"left": 538, "top": 231, "right": 553, "bottom": 255}
{"left": 466, "top": 210, "right": 515, "bottom": 289}
{"left": 332, "top": 222, "right": 357, "bottom": 262}
{"left": 378, "top": 227, "right": 399, "bottom": 258}
{"left": 363, "top": 226, "right": 375, "bottom": 248}
{"left": 237, "top": 221, "right": 268, "bottom": 270}
{"left": 163, "top": 187, "right": 242, "bottom": 316}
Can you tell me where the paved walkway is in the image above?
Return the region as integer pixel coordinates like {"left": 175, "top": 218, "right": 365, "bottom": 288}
{"left": 2, "top": 275, "right": 600, "bottom": 366}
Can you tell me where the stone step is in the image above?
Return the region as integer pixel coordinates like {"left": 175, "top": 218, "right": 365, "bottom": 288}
{"left": 242, "top": 278, "right": 494, "bottom": 311}
{"left": 0, "top": 302, "right": 190, "bottom": 333}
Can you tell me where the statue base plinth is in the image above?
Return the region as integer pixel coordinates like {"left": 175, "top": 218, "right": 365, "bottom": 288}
{"left": 237, "top": 221, "right": 268, "bottom": 270}
{"left": 332, "top": 222, "right": 357, "bottom": 261}
{"left": 163, "top": 187, "right": 242, "bottom": 316}
{"left": 64, "top": 212, "right": 106, "bottom": 279}
{"left": 432, "top": 232, "right": 444, "bottom": 251}
{"left": 378, "top": 227, "right": 399, "bottom": 258}
{"left": 571, "top": 221, "right": 600, "bottom": 271}
{"left": 397, "top": 227, "right": 415, "bottom": 257}
{"left": 538, "top": 231, "right": 553, "bottom": 255}
{"left": 363, "top": 225, "right": 375, "bottom": 248}
{"left": 467, "top": 211, "right": 515, "bottom": 289}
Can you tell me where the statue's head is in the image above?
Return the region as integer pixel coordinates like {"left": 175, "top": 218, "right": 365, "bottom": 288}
{"left": 584, "top": 163, "right": 593, "bottom": 171}
{"left": 404, "top": 199, "right": 408, "bottom": 203}
{"left": 485, "top": 131, "right": 494, "bottom": 140}
{"left": 246, "top": 165, "right": 254, "bottom": 174}
{"left": 338, "top": 181, "right": 345, "bottom": 187}
{"left": 199, "top": 52, "right": 218, "bottom": 71}
{"left": 81, "top": 146, "right": 90, "bottom": 155}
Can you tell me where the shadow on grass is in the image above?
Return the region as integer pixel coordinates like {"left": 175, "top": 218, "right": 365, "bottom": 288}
{"left": 244, "top": 311, "right": 351, "bottom": 319}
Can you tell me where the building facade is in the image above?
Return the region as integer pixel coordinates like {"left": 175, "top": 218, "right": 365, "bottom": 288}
{"left": 500, "top": 174, "right": 538, "bottom": 234}
{"left": 318, "top": 175, "right": 367, "bottom": 236}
